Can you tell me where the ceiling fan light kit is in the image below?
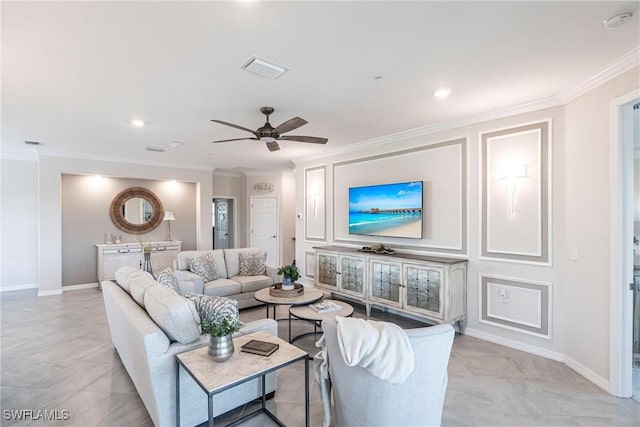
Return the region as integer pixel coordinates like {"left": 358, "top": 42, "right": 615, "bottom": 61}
{"left": 211, "top": 106, "right": 328, "bottom": 152}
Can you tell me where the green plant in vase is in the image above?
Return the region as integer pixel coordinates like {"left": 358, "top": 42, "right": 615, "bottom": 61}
{"left": 201, "top": 313, "right": 243, "bottom": 363}
{"left": 277, "top": 262, "right": 300, "bottom": 290}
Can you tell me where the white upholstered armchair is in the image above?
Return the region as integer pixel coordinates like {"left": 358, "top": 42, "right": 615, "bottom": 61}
{"left": 321, "top": 318, "right": 455, "bottom": 427}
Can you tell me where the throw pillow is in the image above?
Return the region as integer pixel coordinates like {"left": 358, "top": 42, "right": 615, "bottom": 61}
{"left": 155, "top": 268, "right": 180, "bottom": 294}
{"left": 238, "top": 251, "right": 267, "bottom": 276}
{"left": 189, "top": 253, "right": 218, "bottom": 281}
{"left": 184, "top": 293, "right": 240, "bottom": 330}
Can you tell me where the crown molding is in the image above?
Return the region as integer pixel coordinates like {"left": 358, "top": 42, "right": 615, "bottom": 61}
{"left": 0, "top": 148, "right": 39, "bottom": 162}
{"left": 36, "top": 148, "right": 216, "bottom": 172}
{"left": 295, "top": 95, "right": 561, "bottom": 164}
{"left": 558, "top": 47, "right": 640, "bottom": 103}
{"left": 212, "top": 170, "right": 245, "bottom": 177}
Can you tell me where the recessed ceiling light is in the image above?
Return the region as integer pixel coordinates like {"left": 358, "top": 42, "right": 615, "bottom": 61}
{"left": 241, "top": 56, "right": 289, "bottom": 79}
{"left": 169, "top": 141, "right": 184, "bottom": 148}
{"left": 131, "top": 119, "right": 145, "bottom": 128}
{"left": 433, "top": 88, "right": 452, "bottom": 98}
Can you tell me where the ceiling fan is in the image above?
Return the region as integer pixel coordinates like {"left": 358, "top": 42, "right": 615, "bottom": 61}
{"left": 210, "top": 107, "right": 328, "bottom": 152}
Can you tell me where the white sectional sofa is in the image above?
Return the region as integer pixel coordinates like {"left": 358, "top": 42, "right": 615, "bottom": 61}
{"left": 173, "top": 248, "right": 278, "bottom": 309}
{"left": 101, "top": 267, "right": 278, "bottom": 427}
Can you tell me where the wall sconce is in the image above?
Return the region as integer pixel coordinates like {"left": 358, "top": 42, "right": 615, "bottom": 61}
{"left": 497, "top": 163, "right": 527, "bottom": 216}
{"left": 163, "top": 211, "right": 176, "bottom": 241}
{"left": 309, "top": 186, "right": 321, "bottom": 217}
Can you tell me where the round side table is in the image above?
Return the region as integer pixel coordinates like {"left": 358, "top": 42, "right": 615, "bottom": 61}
{"left": 254, "top": 286, "right": 324, "bottom": 320}
{"left": 288, "top": 299, "right": 354, "bottom": 343}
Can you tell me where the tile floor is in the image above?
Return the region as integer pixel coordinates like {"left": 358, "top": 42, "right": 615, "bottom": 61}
{"left": 1, "top": 288, "right": 638, "bottom": 427}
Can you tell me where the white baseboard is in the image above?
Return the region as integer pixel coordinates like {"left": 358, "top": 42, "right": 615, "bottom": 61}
{"left": 37, "top": 289, "right": 63, "bottom": 297}
{"left": 63, "top": 282, "right": 99, "bottom": 291}
{"left": 564, "top": 354, "right": 611, "bottom": 393}
{"left": 465, "top": 327, "right": 564, "bottom": 362}
{"left": 0, "top": 283, "right": 39, "bottom": 292}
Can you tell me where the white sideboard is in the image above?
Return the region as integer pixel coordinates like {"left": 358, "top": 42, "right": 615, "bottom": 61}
{"left": 96, "top": 241, "right": 181, "bottom": 282}
{"left": 314, "top": 246, "right": 468, "bottom": 332}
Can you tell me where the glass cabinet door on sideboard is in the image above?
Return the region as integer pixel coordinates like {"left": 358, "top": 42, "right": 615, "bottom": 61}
{"left": 403, "top": 263, "right": 444, "bottom": 319}
{"left": 316, "top": 252, "right": 338, "bottom": 290}
{"left": 369, "top": 258, "right": 403, "bottom": 309}
{"left": 339, "top": 255, "right": 366, "bottom": 297}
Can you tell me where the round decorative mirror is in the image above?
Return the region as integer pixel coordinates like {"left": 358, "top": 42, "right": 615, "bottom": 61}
{"left": 109, "top": 187, "right": 164, "bottom": 234}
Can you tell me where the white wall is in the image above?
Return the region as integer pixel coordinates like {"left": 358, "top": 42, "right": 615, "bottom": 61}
{"left": 296, "top": 66, "right": 640, "bottom": 391}
{"left": 37, "top": 155, "right": 213, "bottom": 295}
{"left": 0, "top": 158, "right": 38, "bottom": 289}
{"left": 61, "top": 174, "right": 197, "bottom": 286}
{"left": 563, "top": 67, "right": 640, "bottom": 385}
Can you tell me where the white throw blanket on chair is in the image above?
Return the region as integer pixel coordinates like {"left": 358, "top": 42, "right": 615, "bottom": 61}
{"left": 335, "top": 316, "right": 414, "bottom": 384}
{"left": 314, "top": 316, "right": 415, "bottom": 427}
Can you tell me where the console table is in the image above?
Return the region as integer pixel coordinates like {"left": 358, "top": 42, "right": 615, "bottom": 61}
{"left": 96, "top": 241, "right": 181, "bottom": 281}
{"left": 314, "top": 246, "right": 468, "bottom": 332}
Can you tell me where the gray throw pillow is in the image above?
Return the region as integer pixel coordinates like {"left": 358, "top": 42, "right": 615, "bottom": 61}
{"left": 238, "top": 251, "right": 267, "bottom": 276}
{"left": 189, "top": 253, "right": 218, "bottom": 281}
{"left": 184, "top": 293, "right": 240, "bottom": 328}
{"left": 156, "top": 268, "right": 180, "bottom": 294}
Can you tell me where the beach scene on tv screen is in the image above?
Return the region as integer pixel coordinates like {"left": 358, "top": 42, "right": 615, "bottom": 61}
{"left": 349, "top": 181, "right": 423, "bottom": 239}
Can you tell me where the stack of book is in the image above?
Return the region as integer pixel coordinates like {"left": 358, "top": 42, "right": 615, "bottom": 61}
{"left": 310, "top": 301, "right": 342, "bottom": 314}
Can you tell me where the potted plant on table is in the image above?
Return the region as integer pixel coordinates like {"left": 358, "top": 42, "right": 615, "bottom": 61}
{"left": 201, "top": 313, "right": 243, "bottom": 363}
{"left": 277, "top": 262, "right": 300, "bottom": 291}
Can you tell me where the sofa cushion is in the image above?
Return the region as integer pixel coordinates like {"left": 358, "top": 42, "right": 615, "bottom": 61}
{"left": 144, "top": 285, "right": 201, "bottom": 344}
{"left": 189, "top": 253, "right": 218, "bottom": 281}
{"left": 224, "top": 248, "right": 263, "bottom": 278}
{"left": 156, "top": 268, "right": 180, "bottom": 294}
{"left": 130, "top": 274, "right": 160, "bottom": 307}
{"left": 184, "top": 293, "right": 239, "bottom": 326}
{"left": 203, "top": 279, "right": 242, "bottom": 297}
{"left": 238, "top": 251, "right": 267, "bottom": 276}
{"left": 115, "top": 267, "right": 152, "bottom": 294}
{"left": 230, "top": 275, "right": 274, "bottom": 293}
{"left": 177, "top": 250, "right": 228, "bottom": 278}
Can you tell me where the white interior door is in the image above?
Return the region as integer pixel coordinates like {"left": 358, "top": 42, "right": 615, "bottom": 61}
{"left": 250, "top": 196, "right": 279, "bottom": 266}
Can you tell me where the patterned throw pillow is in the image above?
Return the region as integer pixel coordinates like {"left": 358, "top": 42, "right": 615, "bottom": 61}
{"left": 238, "top": 251, "right": 267, "bottom": 276}
{"left": 155, "top": 268, "right": 179, "bottom": 294}
{"left": 189, "top": 253, "right": 218, "bottom": 281}
{"left": 184, "top": 293, "right": 240, "bottom": 329}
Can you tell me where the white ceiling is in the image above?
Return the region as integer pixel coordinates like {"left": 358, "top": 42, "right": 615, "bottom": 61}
{"left": 2, "top": 1, "right": 639, "bottom": 173}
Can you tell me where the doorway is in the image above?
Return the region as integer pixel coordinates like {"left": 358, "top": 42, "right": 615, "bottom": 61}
{"left": 212, "top": 198, "right": 234, "bottom": 250}
{"left": 632, "top": 100, "right": 640, "bottom": 403}
{"left": 250, "top": 195, "right": 279, "bottom": 266}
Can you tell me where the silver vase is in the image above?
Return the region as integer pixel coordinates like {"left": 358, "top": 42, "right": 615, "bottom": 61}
{"left": 208, "top": 334, "right": 234, "bottom": 362}
{"left": 142, "top": 252, "right": 153, "bottom": 277}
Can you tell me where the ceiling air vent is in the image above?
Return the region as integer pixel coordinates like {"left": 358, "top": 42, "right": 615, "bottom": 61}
{"left": 24, "top": 140, "right": 43, "bottom": 146}
{"left": 241, "top": 56, "right": 289, "bottom": 79}
{"left": 146, "top": 146, "right": 167, "bottom": 152}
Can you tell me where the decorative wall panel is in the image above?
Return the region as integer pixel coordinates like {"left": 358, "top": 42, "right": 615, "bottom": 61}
{"left": 480, "top": 121, "right": 551, "bottom": 264}
{"left": 479, "top": 274, "right": 551, "bottom": 338}
{"left": 304, "top": 165, "right": 326, "bottom": 241}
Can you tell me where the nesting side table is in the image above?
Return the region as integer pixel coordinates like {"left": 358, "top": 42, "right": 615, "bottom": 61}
{"left": 176, "top": 331, "right": 309, "bottom": 427}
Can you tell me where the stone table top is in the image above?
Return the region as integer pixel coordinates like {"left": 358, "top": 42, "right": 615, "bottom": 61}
{"left": 254, "top": 287, "right": 324, "bottom": 306}
{"left": 176, "top": 331, "right": 308, "bottom": 393}
{"left": 289, "top": 299, "right": 354, "bottom": 322}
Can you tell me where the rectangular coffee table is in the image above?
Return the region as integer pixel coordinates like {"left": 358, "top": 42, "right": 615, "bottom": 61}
{"left": 176, "top": 330, "right": 309, "bottom": 427}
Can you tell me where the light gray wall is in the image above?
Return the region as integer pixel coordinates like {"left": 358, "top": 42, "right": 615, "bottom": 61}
{"left": 37, "top": 155, "right": 213, "bottom": 295}
{"left": 0, "top": 159, "right": 38, "bottom": 288}
{"left": 61, "top": 174, "right": 197, "bottom": 285}
{"left": 563, "top": 66, "right": 639, "bottom": 382}
{"left": 212, "top": 173, "right": 247, "bottom": 247}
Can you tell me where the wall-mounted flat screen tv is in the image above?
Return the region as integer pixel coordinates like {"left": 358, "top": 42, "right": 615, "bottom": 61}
{"left": 349, "top": 181, "right": 423, "bottom": 239}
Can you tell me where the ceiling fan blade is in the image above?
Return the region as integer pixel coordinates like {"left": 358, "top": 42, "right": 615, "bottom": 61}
{"left": 210, "top": 119, "right": 258, "bottom": 136}
{"left": 278, "top": 135, "right": 328, "bottom": 144}
{"left": 211, "top": 137, "right": 259, "bottom": 143}
{"left": 266, "top": 141, "right": 280, "bottom": 152}
{"left": 273, "top": 117, "right": 307, "bottom": 135}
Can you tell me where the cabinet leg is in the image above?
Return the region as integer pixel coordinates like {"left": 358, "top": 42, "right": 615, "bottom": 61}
{"left": 456, "top": 319, "right": 466, "bottom": 334}
{"left": 365, "top": 303, "right": 371, "bottom": 317}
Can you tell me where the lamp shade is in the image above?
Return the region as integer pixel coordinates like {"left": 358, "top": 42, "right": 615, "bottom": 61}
{"left": 163, "top": 211, "right": 176, "bottom": 221}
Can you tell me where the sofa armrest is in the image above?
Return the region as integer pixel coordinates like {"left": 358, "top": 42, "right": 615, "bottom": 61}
{"left": 265, "top": 265, "right": 280, "bottom": 284}
{"left": 235, "top": 318, "right": 278, "bottom": 337}
{"left": 174, "top": 270, "right": 204, "bottom": 294}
